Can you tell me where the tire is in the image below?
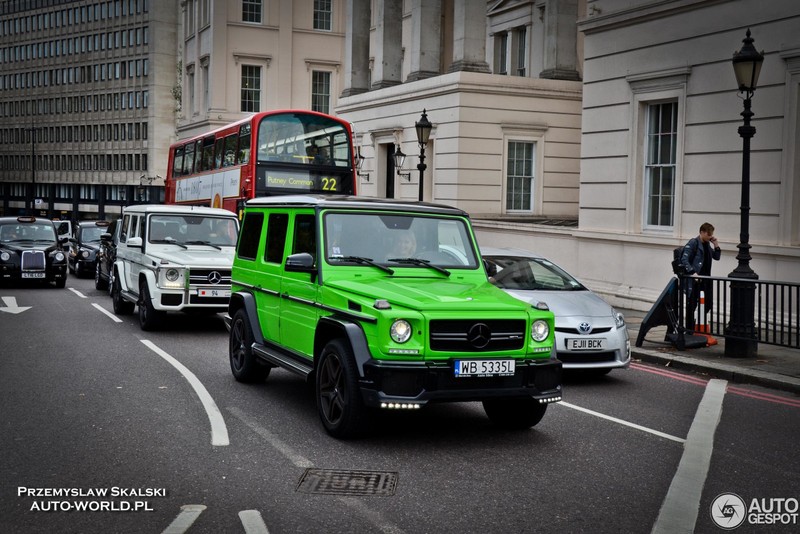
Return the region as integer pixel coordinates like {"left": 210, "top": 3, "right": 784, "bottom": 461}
{"left": 483, "top": 396, "right": 547, "bottom": 430}
{"left": 316, "top": 339, "right": 368, "bottom": 439}
{"left": 138, "top": 280, "right": 164, "bottom": 331}
{"left": 111, "top": 273, "right": 134, "bottom": 315}
{"left": 95, "top": 262, "right": 108, "bottom": 291}
{"left": 228, "top": 309, "right": 270, "bottom": 383}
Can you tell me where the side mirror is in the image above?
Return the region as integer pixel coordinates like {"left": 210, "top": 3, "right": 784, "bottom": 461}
{"left": 127, "top": 236, "right": 143, "bottom": 248}
{"left": 285, "top": 252, "right": 315, "bottom": 272}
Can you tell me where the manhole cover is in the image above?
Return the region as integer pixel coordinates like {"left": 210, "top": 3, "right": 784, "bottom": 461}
{"left": 296, "top": 469, "right": 397, "bottom": 496}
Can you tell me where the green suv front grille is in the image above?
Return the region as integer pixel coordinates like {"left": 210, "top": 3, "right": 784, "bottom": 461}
{"left": 429, "top": 319, "right": 526, "bottom": 352}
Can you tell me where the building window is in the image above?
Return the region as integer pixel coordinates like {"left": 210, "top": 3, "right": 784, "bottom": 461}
{"left": 313, "top": 0, "right": 332, "bottom": 31}
{"left": 644, "top": 102, "right": 678, "bottom": 228}
{"left": 515, "top": 26, "right": 527, "bottom": 76}
{"left": 506, "top": 141, "right": 534, "bottom": 211}
{"left": 243, "top": 0, "right": 262, "bottom": 24}
{"left": 495, "top": 27, "right": 526, "bottom": 77}
{"left": 241, "top": 65, "right": 261, "bottom": 112}
{"left": 311, "top": 70, "right": 330, "bottom": 114}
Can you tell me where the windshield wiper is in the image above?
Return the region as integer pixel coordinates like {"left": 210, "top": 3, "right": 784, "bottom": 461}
{"left": 328, "top": 255, "right": 394, "bottom": 274}
{"left": 185, "top": 240, "right": 222, "bottom": 250}
{"left": 151, "top": 237, "right": 188, "bottom": 249}
{"left": 387, "top": 257, "right": 451, "bottom": 277}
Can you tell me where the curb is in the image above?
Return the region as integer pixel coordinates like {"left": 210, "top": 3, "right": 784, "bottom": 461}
{"left": 631, "top": 348, "right": 800, "bottom": 395}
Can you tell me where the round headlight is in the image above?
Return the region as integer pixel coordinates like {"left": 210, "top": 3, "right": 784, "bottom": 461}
{"left": 80, "top": 249, "right": 90, "bottom": 258}
{"left": 0, "top": 251, "right": 10, "bottom": 261}
{"left": 390, "top": 319, "right": 412, "bottom": 343}
{"left": 165, "top": 268, "right": 180, "bottom": 282}
{"left": 531, "top": 319, "right": 550, "bottom": 342}
{"left": 54, "top": 252, "right": 65, "bottom": 262}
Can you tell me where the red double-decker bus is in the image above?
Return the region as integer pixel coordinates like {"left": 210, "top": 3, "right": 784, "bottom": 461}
{"left": 165, "top": 110, "right": 357, "bottom": 215}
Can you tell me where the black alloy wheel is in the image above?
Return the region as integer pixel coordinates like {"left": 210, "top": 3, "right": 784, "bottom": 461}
{"left": 138, "top": 280, "right": 164, "bottom": 331}
{"left": 228, "top": 309, "right": 270, "bottom": 383}
{"left": 316, "top": 339, "right": 368, "bottom": 439}
{"left": 111, "top": 272, "right": 134, "bottom": 315}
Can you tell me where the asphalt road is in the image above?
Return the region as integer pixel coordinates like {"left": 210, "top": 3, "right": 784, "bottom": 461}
{"left": 1, "top": 275, "right": 798, "bottom": 534}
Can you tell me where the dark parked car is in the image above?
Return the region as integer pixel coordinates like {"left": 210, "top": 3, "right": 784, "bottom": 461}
{"left": 95, "top": 218, "right": 121, "bottom": 292}
{"left": 68, "top": 220, "right": 110, "bottom": 277}
{"left": 0, "top": 216, "right": 68, "bottom": 288}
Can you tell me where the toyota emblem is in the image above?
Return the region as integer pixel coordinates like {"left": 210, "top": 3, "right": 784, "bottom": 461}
{"left": 207, "top": 271, "right": 222, "bottom": 285}
{"left": 467, "top": 323, "right": 492, "bottom": 349}
{"left": 578, "top": 322, "right": 592, "bottom": 335}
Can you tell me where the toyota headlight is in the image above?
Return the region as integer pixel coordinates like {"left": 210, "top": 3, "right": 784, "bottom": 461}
{"left": 531, "top": 319, "right": 550, "bottom": 342}
{"left": 613, "top": 309, "right": 625, "bottom": 329}
{"left": 390, "top": 319, "right": 412, "bottom": 343}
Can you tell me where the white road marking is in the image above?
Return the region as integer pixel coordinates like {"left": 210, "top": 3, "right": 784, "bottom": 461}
{"left": 227, "top": 406, "right": 313, "bottom": 467}
{"left": 141, "top": 340, "right": 230, "bottom": 446}
{"left": 162, "top": 504, "right": 206, "bottom": 534}
{"left": 336, "top": 497, "right": 407, "bottom": 534}
{"left": 558, "top": 401, "right": 686, "bottom": 443}
{"left": 239, "top": 510, "right": 270, "bottom": 534}
{"left": 651, "top": 378, "right": 728, "bottom": 534}
{"left": 68, "top": 287, "right": 87, "bottom": 298}
{"left": 92, "top": 303, "right": 123, "bottom": 322}
{"left": 0, "top": 296, "right": 31, "bottom": 314}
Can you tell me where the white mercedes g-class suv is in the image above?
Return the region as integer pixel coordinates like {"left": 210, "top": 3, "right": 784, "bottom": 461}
{"left": 111, "top": 204, "right": 239, "bottom": 330}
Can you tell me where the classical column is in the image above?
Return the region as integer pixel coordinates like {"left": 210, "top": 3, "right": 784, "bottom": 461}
{"left": 407, "top": 0, "right": 442, "bottom": 82}
{"left": 371, "top": 0, "right": 403, "bottom": 88}
{"left": 341, "top": 0, "right": 371, "bottom": 96}
{"left": 539, "top": 0, "right": 581, "bottom": 80}
{"left": 448, "top": 0, "right": 490, "bottom": 73}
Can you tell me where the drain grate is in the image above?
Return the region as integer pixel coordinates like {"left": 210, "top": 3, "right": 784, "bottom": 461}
{"left": 296, "top": 469, "right": 398, "bottom": 496}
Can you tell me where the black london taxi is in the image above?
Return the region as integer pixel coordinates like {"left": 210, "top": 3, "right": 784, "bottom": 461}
{"left": 0, "top": 216, "right": 68, "bottom": 288}
{"left": 68, "top": 220, "right": 111, "bottom": 277}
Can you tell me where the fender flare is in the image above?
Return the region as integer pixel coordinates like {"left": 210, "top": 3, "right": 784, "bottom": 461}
{"left": 137, "top": 269, "right": 158, "bottom": 301}
{"left": 112, "top": 260, "right": 129, "bottom": 292}
{"left": 316, "top": 316, "right": 371, "bottom": 376}
{"left": 228, "top": 291, "right": 265, "bottom": 346}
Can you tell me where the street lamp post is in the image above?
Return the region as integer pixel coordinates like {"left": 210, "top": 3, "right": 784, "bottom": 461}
{"left": 414, "top": 110, "right": 432, "bottom": 202}
{"left": 725, "top": 29, "right": 763, "bottom": 358}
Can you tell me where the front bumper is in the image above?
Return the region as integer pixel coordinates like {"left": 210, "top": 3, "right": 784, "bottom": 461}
{"left": 151, "top": 286, "right": 231, "bottom": 312}
{"left": 359, "top": 358, "right": 562, "bottom": 408}
{"left": 555, "top": 329, "right": 631, "bottom": 370}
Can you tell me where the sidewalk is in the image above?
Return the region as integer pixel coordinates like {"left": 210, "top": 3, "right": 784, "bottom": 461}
{"left": 622, "top": 308, "right": 800, "bottom": 395}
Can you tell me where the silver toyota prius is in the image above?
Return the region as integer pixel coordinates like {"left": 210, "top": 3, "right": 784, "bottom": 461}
{"left": 481, "top": 247, "right": 631, "bottom": 374}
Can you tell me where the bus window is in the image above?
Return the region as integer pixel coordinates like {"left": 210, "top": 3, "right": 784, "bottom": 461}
{"left": 214, "top": 138, "right": 225, "bottom": 169}
{"left": 201, "top": 136, "right": 215, "bottom": 171}
{"left": 223, "top": 134, "right": 237, "bottom": 167}
{"left": 173, "top": 146, "right": 184, "bottom": 177}
{"left": 238, "top": 124, "right": 251, "bottom": 165}
{"left": 195, "top": 139, "right": 204, "bottom": 171}
{"left": 183, "top": 142, "right": 195, "bottom": 175}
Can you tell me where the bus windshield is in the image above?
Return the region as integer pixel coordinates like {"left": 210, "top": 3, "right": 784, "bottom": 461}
{"left": 254, "top": 113, "right": 354, "bottom": 196}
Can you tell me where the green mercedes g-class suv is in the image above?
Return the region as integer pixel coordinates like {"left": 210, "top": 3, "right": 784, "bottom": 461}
{"left": 227, "top": 195, "right": 562, "bottom": 438}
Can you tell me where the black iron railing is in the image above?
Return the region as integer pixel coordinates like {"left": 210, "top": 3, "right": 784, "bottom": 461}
{"left": 677, "top": 274, "right": 799, "bottom": 349}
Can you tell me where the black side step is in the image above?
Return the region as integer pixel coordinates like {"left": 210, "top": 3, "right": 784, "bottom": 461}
{"left": 252, "top": 344, "right": 313, "bottom": 378}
